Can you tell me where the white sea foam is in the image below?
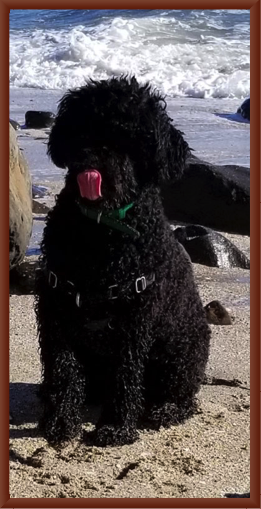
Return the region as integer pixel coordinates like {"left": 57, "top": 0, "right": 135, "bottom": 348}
{"left": 10, "top": 13, "right": 250, "bottom": 98}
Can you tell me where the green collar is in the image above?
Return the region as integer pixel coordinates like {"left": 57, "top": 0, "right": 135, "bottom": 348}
{"left": 108, "top": 202, "right": 134, "bottom": 220}
{"left": 76, "top": 201, "right": 140, "bottom": 238}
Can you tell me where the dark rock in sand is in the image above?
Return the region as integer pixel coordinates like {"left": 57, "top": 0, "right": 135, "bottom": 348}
{"left": 237, "top": 98, "right": 250, "bottom": 121}
{"left": 9, "top": 119, "right": 20, "bottom": 130}
{"left": 9, "top": 124, "right": 33, "bottom": 270}
{"left": 205, "top": 300, "right": 233, "bottom": 325}
{"left": 10, "top": 259, "right": 39, "bottom": 295}
{"left": 162, "top": 155, "right": 250, "bottom": 236}
{"left": 225, "top": 492, "right": 250, "bottom": 498}
{"left": 173, "top": 224, "right": 250, "bottom": 269}
{"left": 32, "top": 184, "right": 49, "bottom": 199}
{"left": 25, "top": 110, "right": 55, "bottom": 129}
{"left": 32, "top": 200, "right": 50, "bottom": 214}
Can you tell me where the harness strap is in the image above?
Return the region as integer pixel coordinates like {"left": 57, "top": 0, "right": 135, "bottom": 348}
{"left": 47, "top": 270, "right": 155, "bottom": 308}
{"left": 84, "top": 317, "right": 114, "bottom": 332}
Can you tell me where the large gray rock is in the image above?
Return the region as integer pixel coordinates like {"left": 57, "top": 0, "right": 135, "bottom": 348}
{"left": 9, "top": 124, "right": 33, "bottom": 269}
{"left": 237, "top": 98, "right": 250, "bottom": 121}
{"left": 162, "top": 155, "right": 250, "bottom": 236}
{"left": 173, "top": 224, "right": 250, "bottom": 270}
{"left": 25, "top": 110, "right": 55, "bottom": 129}
{"left": 9, "top": 119, "right": 20, "bottom": 130}
{"left": 32, "top": 200, "right": 50, "bottom": 214}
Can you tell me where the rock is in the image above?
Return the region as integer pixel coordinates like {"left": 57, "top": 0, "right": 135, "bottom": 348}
{"left": 25, "top": 110, "right": 55, "bottom": 129}
{"left": 32, "top": 184, "right": 48, "bottom": 198}
{"left": 9, "top": 125, "right": 33, "bottom": 270}
{"left": 225, "top": 492, "right": 250, "bottom": 498}
{"left": 162, "top": 155, "right": 250, "bottom": 236}
{"left": 173, "top": 224, "right": 250, "bottom": 269}
{"left": 205, "top": 301, "right": 234, "bottom": 325}
{"left": 10, "top": 259, "right": 39, "bottom": 294}
{"left": 32, "top": 200, "right": 50, "bottom": 214}
{"left": 237, "top": 98, "right": 250, "bottom": 121}
{"left": 9, "top": 119, "right": 20, "bottom": 130}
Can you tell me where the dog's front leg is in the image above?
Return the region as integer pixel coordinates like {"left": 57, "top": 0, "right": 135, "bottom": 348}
{"left": 94, "top": 339, "right": 147, "bottom": 447}
{"left": 37, "top": 306, "right": 85, "bottom": 444}
{"left": 39, "top": 345, "right": 86, "bottom": 445}
{"left": 35, "top": 272, "right": 86, "bottom": 445}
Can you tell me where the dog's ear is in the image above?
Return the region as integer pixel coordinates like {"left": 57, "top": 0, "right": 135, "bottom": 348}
{"left": 153, "top": 121, "right": 190, "bottom": 184}
{"left": 47, "top": 90, "right": 85, "bottom": 169}
{"left": 131, "top": 88, "right": 190, "bottom": 186}
{"left": 47, "top": 121, "right": 66, "bottom": 169}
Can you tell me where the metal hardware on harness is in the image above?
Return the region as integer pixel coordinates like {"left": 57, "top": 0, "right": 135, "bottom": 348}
{"left": 47, "top": 270, "right": 155, "bottom": 306}
{"left": 48, "top": 271, "right": 58, "bottom": 288}
{"left": 76, "top": 293, "right": 82, "bottom": 308}
{"left": 66, "top": 280, "right": 75, "bottom": 295}
{"left": 108, "top": 284, "right": 118, "bottom": 300}
{"left": 135, "top": 276, "right": 147, "bottom": 293}
{"left": 108, "top": 319, "right": 115, "bottom": 330}
{"left": 97, "top": 211, "right": 102, "bottom": 224}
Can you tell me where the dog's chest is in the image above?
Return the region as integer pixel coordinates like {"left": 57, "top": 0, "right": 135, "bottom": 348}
{"left": 56, "top": 220, "right": 142, "bottom": 287}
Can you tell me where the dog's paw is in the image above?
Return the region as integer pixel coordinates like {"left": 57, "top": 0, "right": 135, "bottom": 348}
{"left": 93, "top": 424, "right": 138, "bottom": 447}
{"left": 39, "top": 415, "right": 81, "bottom": 446}
{"left": 146, "top": 402, "right": 181, "bottom": 429}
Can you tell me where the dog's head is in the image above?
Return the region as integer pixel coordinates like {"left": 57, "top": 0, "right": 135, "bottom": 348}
{"left": 48, "top": 76, "right": 190, "bottom": 209}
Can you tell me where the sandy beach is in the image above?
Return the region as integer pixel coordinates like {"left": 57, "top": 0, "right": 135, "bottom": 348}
{"left": 10, "top": 249, "right": 250, "bottom": 499}
{"left": 9, "top": 8, "right": 251, "bottom": 499}
{"left": 9, "top": 87, "right": 250, "bottom": 499}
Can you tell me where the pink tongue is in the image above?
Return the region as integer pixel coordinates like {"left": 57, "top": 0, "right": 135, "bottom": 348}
{"left": 77, "top": 170, "right": 102, "bottom": 201}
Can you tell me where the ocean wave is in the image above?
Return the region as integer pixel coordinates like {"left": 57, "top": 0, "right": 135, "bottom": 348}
{"left": 10, "top": 13, "right": 250, "bottom": 98}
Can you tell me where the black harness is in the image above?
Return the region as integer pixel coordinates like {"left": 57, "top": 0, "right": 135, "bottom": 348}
{"left": 46, "top": 270, "right": 155, "bottom": 331}
{"left": 46, "top": 199, "right": 155, "bottom": 330}
{"left": 48, "top": 269, "right": 155, "bottom": 307}
{"left": 47, "top": 270, "right": 155, "bottom": 331}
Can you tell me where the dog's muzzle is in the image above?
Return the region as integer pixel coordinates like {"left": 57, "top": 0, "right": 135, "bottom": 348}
{"left": 77, "top": 169, "right": 102, "bottom": 201}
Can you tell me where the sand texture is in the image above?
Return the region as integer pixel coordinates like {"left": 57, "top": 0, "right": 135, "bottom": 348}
{"left": 9, "top": 235, "right": 250, "bottom": 499}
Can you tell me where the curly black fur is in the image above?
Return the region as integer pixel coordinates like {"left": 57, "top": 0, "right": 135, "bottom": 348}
{"left": 35, "top": 76, "right": 210, "bottom": 447}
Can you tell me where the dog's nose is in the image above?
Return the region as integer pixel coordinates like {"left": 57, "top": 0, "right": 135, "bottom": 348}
{"left": 77, "top": 169, "right": 102, "bottom": 200}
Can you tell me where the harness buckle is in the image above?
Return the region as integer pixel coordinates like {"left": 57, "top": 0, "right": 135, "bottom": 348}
{"left": 97, "top": 211, "right": 102, "bottom": 224}
{"left": 76, "top": 292, "right": 82, "bottom": 308}
{"left": 108, "top": 284, "right": 118, "bottom": 300}
{"left": 135, "top": 276, "right": 147, "bottom": 293}
{"left": 108, "top": 319, "right": 115, "bottom": 330}
{"left": 48, "top": 271, "right": 58, "bottom": 288}
{"left": 66, "top": 280, "right": 75, "bottom": 295}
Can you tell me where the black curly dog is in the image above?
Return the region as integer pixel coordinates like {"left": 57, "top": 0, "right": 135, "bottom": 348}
{"left": 35, "top": 76, "right": 210, "bottom": 447}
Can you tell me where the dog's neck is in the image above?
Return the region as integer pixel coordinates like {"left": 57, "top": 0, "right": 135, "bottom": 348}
{"left": 75, "top": 186, "right": 164, "bottom": 240}
{"left": 76, "top": 200, "right": 140, "bottom": 238}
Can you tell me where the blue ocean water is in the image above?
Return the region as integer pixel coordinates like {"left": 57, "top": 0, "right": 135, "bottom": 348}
{"left": 10, "top": 9, "right": 250, "bottom": 97}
